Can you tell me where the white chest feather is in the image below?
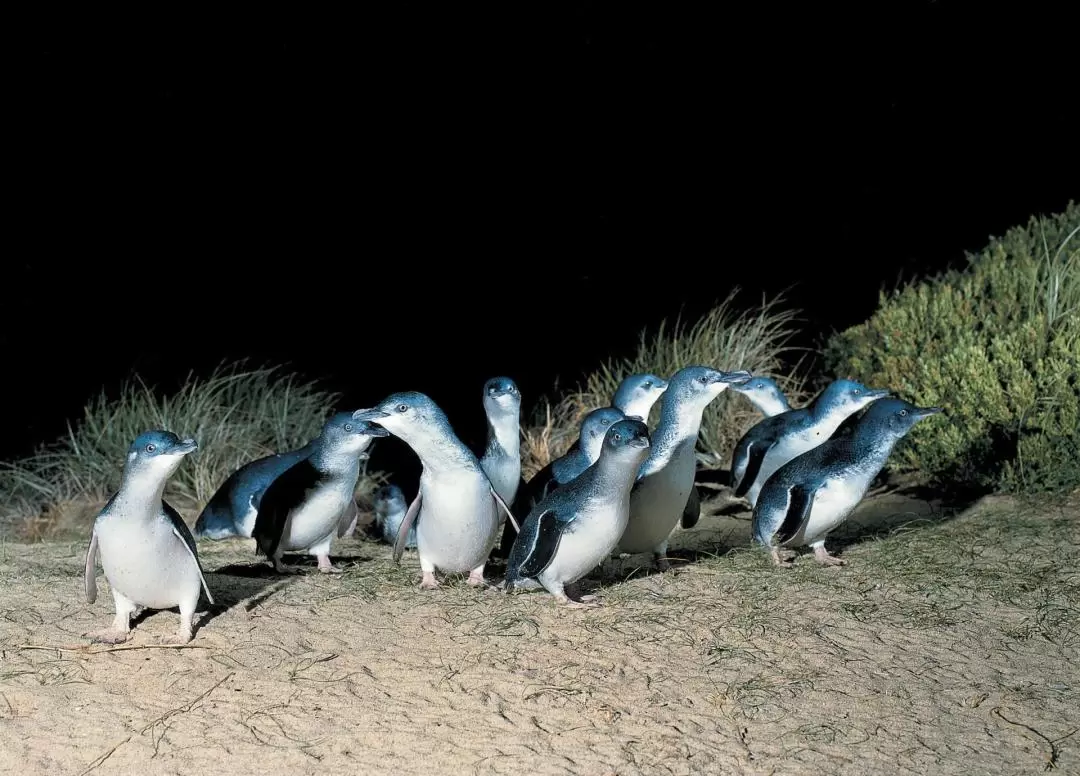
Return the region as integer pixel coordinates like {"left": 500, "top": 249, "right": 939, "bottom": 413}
{"left": 789, "top": 474, "right": 873, "bottom": 547}
{"left": 96, "top": 510, "right": 203, "bottom": 610}
{"left": 482, "top": 452, "right": 520, "bottom": 505}
{"left": 417, "top": 469, "right": 500, "bottom": 572}
{"left": 749, "top": 428, "right": 833, "bottom": 505}
{"left": 619, "top": 445, "right": 696, "bottom": 553}
{"left": 279, "top": 486, "right": 351, "bottom": 552}
{"left": 541, "top": 494, "right": 631, "bottom": 586}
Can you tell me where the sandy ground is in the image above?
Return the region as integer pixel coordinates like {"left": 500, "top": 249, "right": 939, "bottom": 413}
{"left": 1, "top": 490, "right": 1078, "bottom": 776}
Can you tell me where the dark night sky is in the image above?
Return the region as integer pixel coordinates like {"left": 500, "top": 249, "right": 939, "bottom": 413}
{"left": 6, "top": 2, "right": 1076, "bottom": 462}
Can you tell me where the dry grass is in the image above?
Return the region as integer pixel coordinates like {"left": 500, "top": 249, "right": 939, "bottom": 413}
{"left": 1, "top": 491, "right": 1077, "bottom": 774}
{"left": 521, "top": 291, "right": 811, "bottom": 478}
{"left": 0, "top": 361, "right": 382, "bottom": 541}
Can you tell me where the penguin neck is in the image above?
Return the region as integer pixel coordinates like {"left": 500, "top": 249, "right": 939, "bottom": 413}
{"left": 115, "top": 471, "right": 170, "bottom": 516}
{"left": 580, "top": 432, "right": 605, "bottom": 466}
{"left": 752, "top": 392, "right": 792, "bottom": 417}
{"left": 808, "top": 399, "right": 854, "bottom": 436}
{"left": 308, "top": 442, "right": 362, "bottom": 481}
{"left": 592, "top": 451, "right": 644, "bottom": 496}
{"left": 485, "top": 411, "right": 520, "bottom": 463}
{"left": 617, "top": 396, "right": 652, "bottom": 422}
{"left": 850, "top": 426, "right": 904, "bottom": 468}
{"left": 645, "top": 398, "right": 705, "bottom": 473}
{"left": 414, "top": 430, "right": 481, "bottom": 475}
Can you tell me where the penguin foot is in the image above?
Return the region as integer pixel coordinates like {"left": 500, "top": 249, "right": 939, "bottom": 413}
{"left": 86, "top": 627, "right": 129, "bottom": 645}
{"left": 654, "top": 556, "right": 672, "bottom": 573}
{"left": 271, "top": 559, "right": 305, "bottom": 575}
{"left": 770, "top": 548, "right": 795, "bottom": 568}
{"left": 317, "top": 555, "right": 345, "bottom": 574}
{"left": 420, "top": 572, "right": 441, "bottom": 589}
{"left": 467, "top": 571, "right": 493, "bottom": 588}
{"left": 558, "top": 595, "right": 600, "bottom": 609}
{"left": 160, "top": 630, "right": 193, "bottom": 646}
{"left": 813, "top": 546, "right": 846, "bottom": 567}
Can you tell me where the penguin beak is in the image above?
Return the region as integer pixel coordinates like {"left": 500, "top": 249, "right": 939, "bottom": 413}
{"left": 173, "top": 439, "right": 199, "bottom": 455}
{"left": 628, "top": 434, "right": 650, "bottom": 449}
{"left": 715, "top": 370, "right": 753, "bottom": 385}
{"left": 364, "top": 425, "right": 391, "bottom": 437}
{"left": 913, "top": 407, "right": 944, "bottom": 419}
{"left": 865, "top": 388, "right": 892, "bottom": 400}
{"left": 353, "top": 408, "right": 390, "bottom": 422}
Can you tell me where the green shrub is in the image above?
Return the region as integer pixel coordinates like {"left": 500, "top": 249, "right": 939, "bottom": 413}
{"left": 0, "top": 361, "right": 382, "bottom": 539}
{"left": 521, "top": 290, "right": 809, "bottom": 476}
{"left": 824, "top": 202, "right": 1079, "bottom": 494}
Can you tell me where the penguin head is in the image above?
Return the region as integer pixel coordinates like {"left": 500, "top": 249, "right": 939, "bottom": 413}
{"left": 319, "top": 410, "right": 390, "bottom": 457}
{"left": 125, "top": 430, "right": 198, "bottom": 478}
{"left": 666, "top": 365, "right": 754, "bottom": 408}
{"left": 731, "top": 376, "right": 786, "bottom": 406}
{"left": 483, "top": 376, "right": 521, "bottom": 418}
{"left": 601, "top": 418, "right": 652, "bottom": 462}
{"left": 579, "top": 406, "right": 626, "bottom": 460}
{"left": 613, "top": 373, "right": 669, "bottom": 419}
{"left": 353, "top": 391, "right": 451, "bottom": 446}
{"left": 372, "top": 483, "right": 407, "bottom": 526}
{"left": 816, "top": 379, "right": 891, "bottom": 416}
{"left": 857, "top": 397, "right": 943, "bottom": 439}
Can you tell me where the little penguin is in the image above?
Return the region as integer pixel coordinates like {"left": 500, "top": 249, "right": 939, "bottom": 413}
{"left": 617, "top": 366, "right": 753, "bottom": 570}
{"left": 353, "top": 392, "right": 520, "bottom": 589}
{"left": 753, "top": 397, "right": 943, "bottom": 567}
{"left": 504, "top": 418, "right": 652, "bottom": 607}
{"left": 612, "top": 373, "right": 669, "bottom": 420}
{"left": 251, "top": 412, "right": 389, "bottom": 574}
{"left": 479, "top": 376, "right": 522, "bottom": 507}
{"left": 193, "top": 443, "right": 312, "bottom": 540}
{"left": 680, "top": 375, "right": 794, "bottom": 530}
{"left": 731, "top": 378, "right": 891, "bottom": 509}
{"left": 372, "top": 483, "right": 416, "bottom": 548}
{"left": 83, "top": 431, "right": 213, "bottom": 645}
{"left": 493, "top": 406, "right": 626, "bottom": 560}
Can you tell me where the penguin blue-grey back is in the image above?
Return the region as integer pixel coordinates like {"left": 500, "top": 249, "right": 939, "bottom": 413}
{"left": 83, "top": 430, "right": 212, "bottom": 645}
{"left": 752, "top": 397, "right": 943, "bottom": 567}
{"left": 251, "top": 412, "right": 388, "bottom": 574}
{"left": 505, "top": 418, "right": 652, "bottom": 607}
{"left": 730, "top": 378, "right": 890, "bottom": 508}
{"left": 617, "top": 366, "right": 753, "bottom": 570}
{"left": 354, "top": 391, "right": 519, "bottom": 589}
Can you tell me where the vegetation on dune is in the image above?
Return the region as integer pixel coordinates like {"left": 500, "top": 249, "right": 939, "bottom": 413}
{"left": 0, "top": 362, "right": 382, "bottom": 540}
{"left": 826, "top": 201, "right": 1080, "bottom": 494}
{"left": 520, "top": 291, "right": 810, "bottom": 479}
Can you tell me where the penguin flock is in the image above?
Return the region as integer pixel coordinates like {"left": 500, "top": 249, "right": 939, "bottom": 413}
{"left": 82, "top": 367, "right": 943, "bottom": 643}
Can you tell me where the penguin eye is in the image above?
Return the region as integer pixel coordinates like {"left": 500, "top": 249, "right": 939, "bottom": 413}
{"left": 145, "top": 443, "right": 155, "bottom": 453}
{"left": 899, "top": 409, "right": 907, "bottom": 417}
{"left": 613, "top": 432, "right": 622, "bottom": 442}
{"left": 396, "top": 403, "right": 409, "bottom": 413}
{"left": 643, "top": 381, "right": 651, "bottom": 388}
{"left": 853, "top": 389, "right": 861, "bottom": 395}
{"left": 344, "top": 423, "right": 353, "bottom": 432}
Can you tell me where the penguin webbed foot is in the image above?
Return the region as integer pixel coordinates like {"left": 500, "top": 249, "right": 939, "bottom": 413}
{"left": 160, "top": 630, "right": 193, "bottom": 646}
{"left": 317, "top": 555, "right": 345, "bottom": 574}
{"left": 420, "top": 571, "right": 441, "bottom": 589}
{"left": 86, "top": 627, "right": 130, "bottom": 645}
{"left": 653, "top": 555, "right": 672, "bottom": 573}
{"left": 812, "top": 545, "right": 846, "bottom": 567}
{"left": 770, "top": 548, "right": 796, "bottom": 568}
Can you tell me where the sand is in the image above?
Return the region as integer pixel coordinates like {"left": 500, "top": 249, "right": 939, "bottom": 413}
{"left": 2, "top": 491, "right": 1078, "bottom": 775}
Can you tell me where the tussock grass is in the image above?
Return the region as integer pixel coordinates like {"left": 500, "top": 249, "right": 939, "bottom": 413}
{"left": 521, "top": 290, "right": 810, "bottom": 477}
{"left": 0, "top": 361, "right": 381, "bottom": 541}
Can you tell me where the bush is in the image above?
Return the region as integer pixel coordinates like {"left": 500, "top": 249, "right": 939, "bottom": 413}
{"left": 521, "top": 291, "right": 809, "bottom": 478}
{"left": 824, "top": 202, "right": 1079, "bottom": 494}
{"left": 0, "top": 361, "right": 383, "bottom": 540}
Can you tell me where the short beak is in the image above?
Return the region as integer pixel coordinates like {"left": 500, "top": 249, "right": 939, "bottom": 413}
{"left": 174, "top": 439, "right": 199, "bottom": 455}
{"left": 865, "top": 388, "right": 892, "bottom": 400}
{"left": 716, "top": 370, "right": 753, "bottom": 385}
{"left": 365, "top": 426, "right": 391, "bottom": 437}
{"left": 353, "top": 408, "right": 390, "bottom": 422}
{"left": 628, "top": 435, "right": 650, "bottom": 449}
{"left": 914, "top": 406, "right": 944, "bottom": 418}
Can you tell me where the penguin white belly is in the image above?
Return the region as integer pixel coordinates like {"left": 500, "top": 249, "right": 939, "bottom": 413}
{"left": 790, "top": 475, "right": 872, "bottom": 547}
{"left": 97, "top": 516, "right": 203, "bottom": 610}
{"left": 417, "top": 472, "right": 500, "bottom": 572}
{"left": 750, "top": 430, "right": 829, "bottom": 505}
{"left": 279, "top": 487, "right": 349, "bottom": 552}
{"left": 236, "top": 498, "right": 258, "bottom": 538}
{"left": 541, "top": 497, "right": 628, "bottom": 586}
{"left": 619, "top": 453, "right": 695, "bottom": 553}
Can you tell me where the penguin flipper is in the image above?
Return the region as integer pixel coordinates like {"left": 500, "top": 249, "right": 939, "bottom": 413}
{"left": 490, "top": 486, "right": 520, "bottom": 534}
{"left": 84, "top": 530, "right": 99, "bottom": 604}
{"left": 517, "top": 509, "right": 562, "bottom": 579}
{"left": 776, "top": 484, "right": 818, "bottom": 545}
{"left": 681, "top": 487, "right": 702, "bottom": 530}
{"left": 251, "top": 459, "right": 321, "bottom": 561}
{"left": 164, "top": 502, "right": 215, "bottom": 606}
{"left": 337, "top": 499, "right": 358, "bottom": 538}
{"left": 733, "top": 441, "right": 769, "bottom": 499}
{"left": 392, "top": 491, "right": 422, "bottom": 564}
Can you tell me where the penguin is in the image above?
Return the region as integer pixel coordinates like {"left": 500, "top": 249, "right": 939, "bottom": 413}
{"left": 679, "top": 375, "right": 794, "bottom": 530}
{"left": 730, "top": 375, "right": 793, "bottom": 417}
{"left": 493, "top": 406, "right": 626, "bottom": 560}
{"left": 504, "top": 418, "right": 652, "bottom": 607}
{"left": 353, "top": 392, "right": 520, "bottom": 589}
{"left": 193, "top": 443, "right": 311, "bottom": 540}
{"left": 251, "top": 412, "right": 389, "bottom": 574}
{"left": 616, "top": 366, "right": 753, "bottom": 570}
{"left": 730, "top": 379, "right": 891, "bottom": 509}
{"left": 371, "top": 483, "right": 416, "bottom": 548}
{"left": 753, "top": 397, "right": 943, "bottom": 567}
{"left": 83, "top": 431, "right": 213, "bottom": 645}
{"left": 479, "top": 376, "right": 522, "bottom": 507}
{"left": 612, "top": 373, "right": 669, "bottom": 420}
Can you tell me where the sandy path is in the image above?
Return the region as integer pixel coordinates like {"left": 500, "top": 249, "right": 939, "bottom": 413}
{"left": 1, "top": 493, "right": 1077, "bottom": 775}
